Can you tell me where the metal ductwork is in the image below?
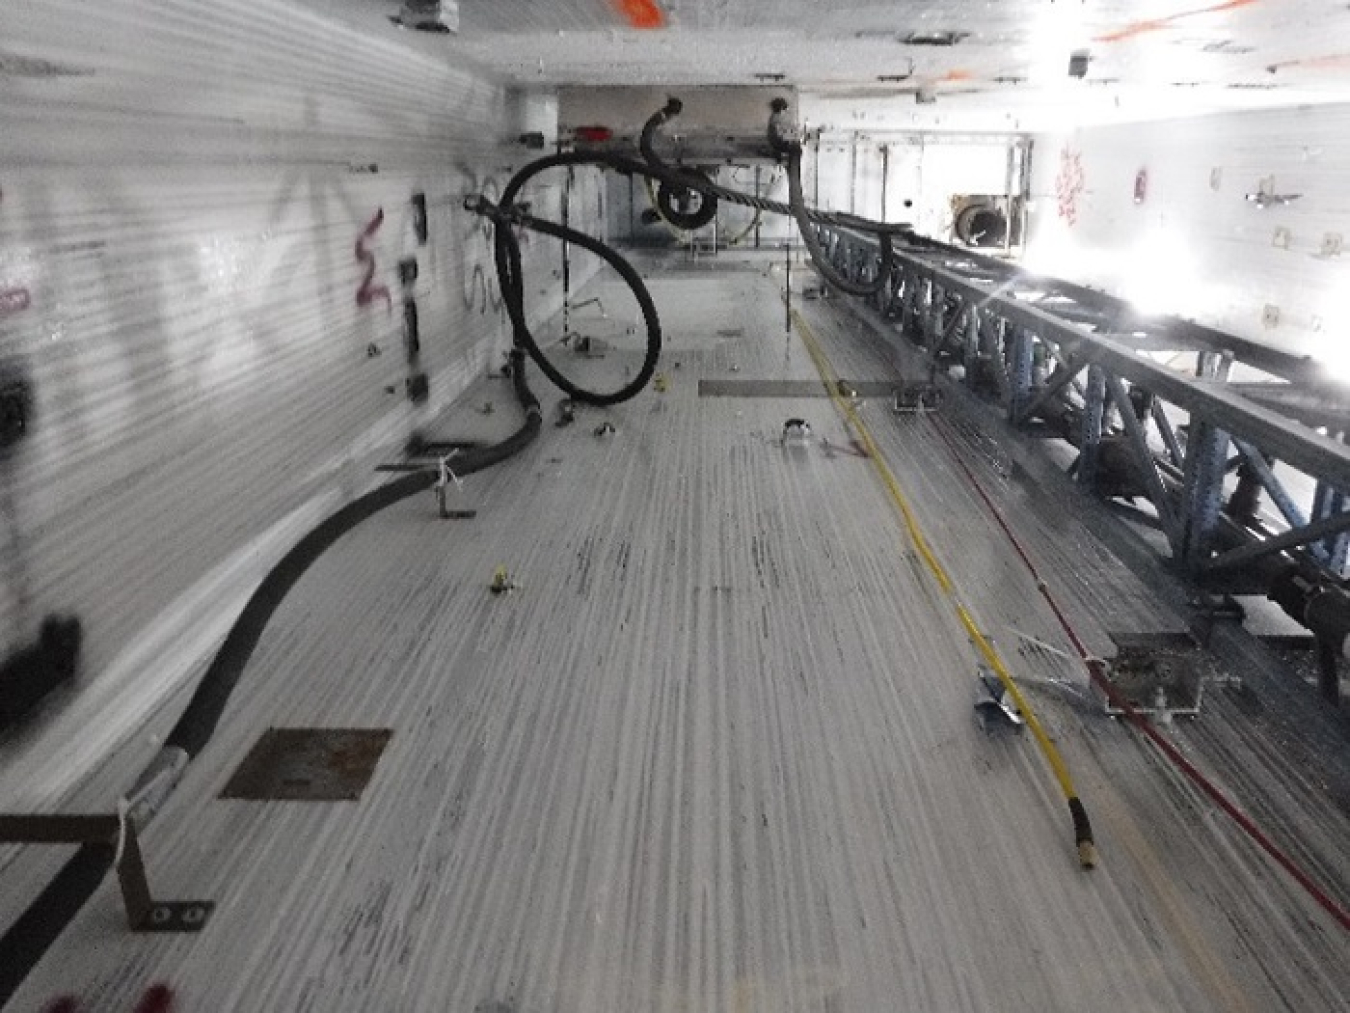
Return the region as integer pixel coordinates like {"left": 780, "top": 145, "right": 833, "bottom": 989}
{"left": 950, "top": 194, "right": 1023, "bottom": 248}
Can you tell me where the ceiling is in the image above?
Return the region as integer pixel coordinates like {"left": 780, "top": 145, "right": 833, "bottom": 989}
{"left": 342, "top": 1, "right": 1350, "bottom": 130}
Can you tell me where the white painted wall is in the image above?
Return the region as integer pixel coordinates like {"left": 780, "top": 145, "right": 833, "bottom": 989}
{"left": 0, "top": 0, "right": 592, "bottom": 803}
{"left": 808, "top": 132, "right": 1018, "bottom": 239}
{"left": 1026, "top": 104, "right": 1350, "bottom": 368}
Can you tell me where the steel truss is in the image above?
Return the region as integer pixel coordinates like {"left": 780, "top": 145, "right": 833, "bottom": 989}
{"left": 813, "top": 225, "right": 1350, "bottom": 597}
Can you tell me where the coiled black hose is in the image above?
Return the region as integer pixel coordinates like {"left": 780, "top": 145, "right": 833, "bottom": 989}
{"left": 474, "top": 98, "right": 911, "bottom": 406}
{"left": 488, "top": 200, "right": 663, "bottom": 406}
{"left": 639, "top": 99, "right": 719, "bottom": 232}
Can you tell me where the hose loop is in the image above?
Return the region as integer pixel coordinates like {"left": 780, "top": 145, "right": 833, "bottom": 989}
{"left": 477, "top": 99, "right": 913, "bottom": 406}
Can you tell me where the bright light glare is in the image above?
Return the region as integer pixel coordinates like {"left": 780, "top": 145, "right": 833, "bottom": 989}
{"left": 1309, "top": 302, "right": 1350, "bottom": 379}
{"left": 1115, "top": 230, "right": 1204, "bottom": 318}
{"left": 1022, "top": 228, "right": 1078, "bottom": 278}
{"left": 1024, "top": 226, "right": 1216, "bottom": 321}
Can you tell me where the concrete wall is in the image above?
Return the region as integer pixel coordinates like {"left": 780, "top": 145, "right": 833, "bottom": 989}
{"left": 0, "top": 0, "right": 592, "bottom": 805}
{"left": 1026, "top": 104, "right": 1350, "bottom": 368}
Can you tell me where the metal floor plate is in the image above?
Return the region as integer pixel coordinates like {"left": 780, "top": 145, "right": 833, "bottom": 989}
{"left": 220, "top": 728, "right": 392, "bottom": 801}
{"left": 698, "top": 378, "right": 895, "bottom": 397}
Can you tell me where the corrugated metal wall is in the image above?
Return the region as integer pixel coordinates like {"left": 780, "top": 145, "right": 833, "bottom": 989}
{"left": 0, "top": 0, "right": 593, "bottom": 805}
{"left": 1027, "top": 104, "right": 1350, "bottom": 363}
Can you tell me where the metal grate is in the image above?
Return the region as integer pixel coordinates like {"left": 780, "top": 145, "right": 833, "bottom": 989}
{"left": 221, "top": 728, "right": 393, "bottom": 802}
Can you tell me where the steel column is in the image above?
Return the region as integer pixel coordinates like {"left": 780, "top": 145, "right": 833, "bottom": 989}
{"left": 1106, "top": 374, "right": 1183, "bottom": 551}
{"left": 1181, "top": 420, "right": 1231, "bottom": 567}
{"left": 1007, "top": 327, "right": 1035, "bottom": 420}
{"left": 1078, "top": 365, "right": 1107, "bottom": 491}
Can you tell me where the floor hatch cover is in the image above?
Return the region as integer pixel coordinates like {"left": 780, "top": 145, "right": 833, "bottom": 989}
{"left": 220, "top": 727, "right": 393, "bottom": 801}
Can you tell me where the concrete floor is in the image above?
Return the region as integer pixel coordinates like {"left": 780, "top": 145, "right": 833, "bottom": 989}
{"left": 4, "top": 255, "right": 1348, "bottom": 1011}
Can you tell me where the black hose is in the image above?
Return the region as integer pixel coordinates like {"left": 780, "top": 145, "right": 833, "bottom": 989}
{"left": 166, "top": 362, "right": 540, "bottom": 756}
{"left": 492, "top": 205, "right": 662, "bottom": 406}
{"left": 0, "top": 842, "right": 113, "bottom": 1003}
{"left": 639, "top": 96, "right": 682, "bottom": 171}
{"left": 638, "top": 100, "right": 719, "bottom": 232}
{"left": 478, "top": 103, "right": 911, "bottom": 407}
{"left": 783, "top": 144, "right": 895, "bottom": 298}
{"left": 0, "top": 352, "right": 542, "bottom": 1007}
{"left": 654, "top": 167, "right": 719, "bottom": 232}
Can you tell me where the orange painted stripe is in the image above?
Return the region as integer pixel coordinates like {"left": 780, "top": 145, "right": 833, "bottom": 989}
{"left": 1097, "top": 0, "right": 1260, "bottom": 43}
{"left": 615, "top": 0, "right": 666, "bottom": 29}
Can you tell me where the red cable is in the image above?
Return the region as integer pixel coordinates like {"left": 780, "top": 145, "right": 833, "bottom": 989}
{"left": 929, "top": 415, "right": 1350, "bottom": 932}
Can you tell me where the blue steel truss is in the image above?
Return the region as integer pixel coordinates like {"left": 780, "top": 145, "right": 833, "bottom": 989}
{"left": 815, "top": 226, "right": 1350, "bottom": 593}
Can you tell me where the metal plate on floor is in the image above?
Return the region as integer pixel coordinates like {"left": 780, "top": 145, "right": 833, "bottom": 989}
{"left": 698, "top": 379, "right": 896, "bottom": 398}
{"left": 1100, "top": 632, "right": 1208, "bottom": 716}
{"left": 220, "top": 728, "right": 393, "bottom": 801}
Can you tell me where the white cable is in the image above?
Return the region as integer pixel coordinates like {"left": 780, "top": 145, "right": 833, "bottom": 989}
{"left": 113, "top": 796, "right": 131, "bottom": 868}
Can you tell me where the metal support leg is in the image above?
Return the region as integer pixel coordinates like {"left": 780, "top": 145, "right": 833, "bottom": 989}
{"left": 1078, "top": 365, "right": 1106, "bottom": 491}
{"left": 963, "top": 301, "right": 982, "bottom": 378}
{"left": 1106, "top": 374, "right": 1184, "bottom": 552}
{"left": 1151, "top": 399, "right": 1184, "bottom": 469}
{"left": 1233, "top": 439, "right": 1307, "bottom": 530}
{"left": 1008, "top": 327, "right": 1035, "bottom": 421}
{"left": 1311, "top": 481, "right": 1350, "bottom": 571}
{"left": 1181, "top": 420, "right": 1231, "bottom": 569}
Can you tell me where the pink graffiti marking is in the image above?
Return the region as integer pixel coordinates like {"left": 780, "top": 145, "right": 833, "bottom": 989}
{"left": 1055, "top": 148, "right": 1085, "bottom": 227}
{"left": 355, "top": 208, "right": 392, "bottom": 311}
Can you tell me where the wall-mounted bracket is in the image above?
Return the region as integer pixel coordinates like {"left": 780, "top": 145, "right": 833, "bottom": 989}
{"left": 0, "top": 814, "right": 213, "bottom": 932}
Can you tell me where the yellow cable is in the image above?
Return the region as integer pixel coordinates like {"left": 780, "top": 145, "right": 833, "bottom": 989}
{"left": 791, "top": 306, "right": 1098, "bottom": 868}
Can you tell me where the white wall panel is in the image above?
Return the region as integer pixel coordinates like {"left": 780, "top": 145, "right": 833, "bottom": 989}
{"left": 807, "top": 133, "right": 1017, "bottom": 237}
{"left": 0, "top": 0, "right": 593, "bottom": 804}
{"left": 1027, "top": 104, "right": 1350, "bottom": 364}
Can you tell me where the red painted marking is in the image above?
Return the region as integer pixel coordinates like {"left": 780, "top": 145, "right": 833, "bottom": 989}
{"left": 1096, "top": 0, "right": 1259, "bottom": 42}
{"left": 614, "top": 0, "right": 665, "bottom": 30}
{"left": 133, "top": 984, "right": 175, "bottom": 1013}
{"left": 41, "top": 998, "right": 80, "bottom": 1013}
{"left": 355, "top": 208, "right": 392, "bottom": 311}
{"left": 574, "top": 125, "right": 614, "bottom": 144}
{"left": 0, "top": 287, "right": 31, "bottom": 315}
